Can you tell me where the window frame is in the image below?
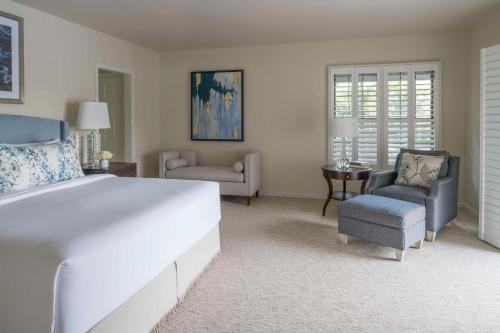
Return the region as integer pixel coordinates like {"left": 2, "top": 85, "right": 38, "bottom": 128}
{"left": 328, "top": 62, "right": 441, "bottom": 170}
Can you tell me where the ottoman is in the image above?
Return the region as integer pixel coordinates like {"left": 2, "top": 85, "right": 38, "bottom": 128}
{"left": 338, "top": 195, "right": 426, "bottom": 262}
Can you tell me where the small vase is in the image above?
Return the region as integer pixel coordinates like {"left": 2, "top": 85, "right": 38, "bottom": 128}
{"left": 100, "top": 159, "right": 109, "bottom": 169}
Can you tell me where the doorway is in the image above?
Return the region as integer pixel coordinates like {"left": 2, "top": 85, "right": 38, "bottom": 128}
{"left": 95, "top": 64, "right": 134, "bottom": 162}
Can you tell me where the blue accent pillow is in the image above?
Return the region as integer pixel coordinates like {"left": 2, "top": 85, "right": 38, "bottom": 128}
{"left": 0, "top": 137, "right": 84, "bottom": 193}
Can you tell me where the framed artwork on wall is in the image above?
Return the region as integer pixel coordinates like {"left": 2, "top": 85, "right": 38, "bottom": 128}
{"left": 0, "top": 11, "right": 23, "bottom": 104}
{"left": 191, "top": 70, "right": 243, "bottom": 141}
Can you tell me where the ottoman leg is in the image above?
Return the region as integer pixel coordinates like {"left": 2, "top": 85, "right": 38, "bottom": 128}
{"left": 414, "top": 239, "right": 424, "bottom": 249}
{"left": 395, "top": 250, "right": 405, "bottom": 262}
{"left": 339, "top": 233, "right": 349, "bottom": 245}
{"left": 426, "top": 231, "right": 437, "bottom": 242}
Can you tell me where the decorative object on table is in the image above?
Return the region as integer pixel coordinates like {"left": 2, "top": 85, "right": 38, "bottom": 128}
{"left": 0, "top": 11, "right": 23, "bottom": 104}
{"left": 82, "top": 162, "right": 137, "bottom": 177}
{"left": 77, "top": 102, "right": 110, "bottom": 167}
{"left": 321, "top": 165, "right": 371, "bottom": 216}
{"left": 95, "top": 151, "right": 113, "bottom": 169}
{"left": 328, "top": 117, "right": 358, "bottom": 169}
{"left": 364, "top": 148, "right": 458, "bottom": 242}
{"left": 191, "top": 70, "right": 243, "bottom": 141}
{"left": 349, "top": 161, "right": 369, "bottom": 169}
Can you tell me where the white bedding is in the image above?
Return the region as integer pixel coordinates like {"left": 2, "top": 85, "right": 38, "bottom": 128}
{"left": 0, "top": 175, "right": 221, "bottom": 333}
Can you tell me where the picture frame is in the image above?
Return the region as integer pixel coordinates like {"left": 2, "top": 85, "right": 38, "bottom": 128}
{"left": 191, "top": 69, "right": 244, "bottom": 141}
{"left": 0, "top": 10, "right": 23, "bottom": 104}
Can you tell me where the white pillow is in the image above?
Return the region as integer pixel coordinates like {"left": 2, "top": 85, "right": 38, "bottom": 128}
{"left": 233, "top": 161, "right": 244, "bottom": 173}
{"left": 166, "top": 158, "right": 188, "bottom": 170}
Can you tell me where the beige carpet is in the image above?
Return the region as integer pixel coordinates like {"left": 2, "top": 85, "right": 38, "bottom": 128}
{"left": 156, "top": 196, "right": 500, "bottom": 332}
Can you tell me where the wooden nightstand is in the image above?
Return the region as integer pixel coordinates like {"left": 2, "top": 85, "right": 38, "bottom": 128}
{"left": 82, "top": 162, "right": 137, "bottom": 177}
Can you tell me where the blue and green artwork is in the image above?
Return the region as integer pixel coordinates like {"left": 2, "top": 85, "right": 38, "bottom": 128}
{"left": 191, "top": 70, "right": 243, "bottom": 141}
{"left": 0, "top": 24, "right": 12, "bottom": 92}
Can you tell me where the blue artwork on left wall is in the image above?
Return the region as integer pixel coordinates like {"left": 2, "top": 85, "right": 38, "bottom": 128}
{"left": 0, "top": 24, "right": 12, "bottom": 92}
{"left": 191, "top": 70, "right": 243, "bottom": 141}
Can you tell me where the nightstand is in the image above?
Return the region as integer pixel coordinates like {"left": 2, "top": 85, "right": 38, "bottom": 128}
{"left": 82, "top": 162, "right": 137, "bottom": 177}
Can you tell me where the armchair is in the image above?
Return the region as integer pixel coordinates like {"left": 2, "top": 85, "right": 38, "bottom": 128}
{"left": 365, "top": 151, "right": 460, "bottom": 242}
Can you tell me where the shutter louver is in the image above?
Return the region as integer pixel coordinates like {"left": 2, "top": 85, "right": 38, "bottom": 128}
{"left": 386, "top": 72, "right": 409, "bottom": 165}
{"left": 481, "top": 44, "right": 500, "bottom": 248}
{"left": 357, "top": 73, "right": 378, "bottom": 165}
{"left": 415, "top": 71, "right": 436, "bottom": 151}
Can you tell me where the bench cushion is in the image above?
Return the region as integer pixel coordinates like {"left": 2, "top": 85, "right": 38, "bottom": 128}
{"left": 166, "top": 166, "right": 244, "bottom": 183}
{"left": 338, "top": 195, "right": 425, "bottom": 230}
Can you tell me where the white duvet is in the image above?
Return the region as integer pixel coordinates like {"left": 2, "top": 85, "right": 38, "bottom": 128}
{"left": 0, "top": 175, "right": 221, "bottom": 333}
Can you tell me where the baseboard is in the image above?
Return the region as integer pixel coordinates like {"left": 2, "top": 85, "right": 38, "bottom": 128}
{"left": 459, "top": 202, "right": 479, "bottom": 218}
{"left": 260, "top": 191, "right": 324, "bottom": 200}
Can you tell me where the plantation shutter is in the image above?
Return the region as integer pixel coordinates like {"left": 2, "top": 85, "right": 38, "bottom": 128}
{"left": 356, "top": 69, "right": 380, "bottom": 166}
{"left": 329, "top": 68, "right": 353, "bottom": 161}
{"left": 480, "top": 43, "right": 500, "bottom": 248}
{"left": 414, "top": 64, "right": 440, "bottom": 151}
{"left": 385, "top": 67, "right": 410, "bottom": 166}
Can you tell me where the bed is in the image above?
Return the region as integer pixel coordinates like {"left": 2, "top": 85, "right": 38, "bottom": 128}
{"left": 0, "top": 114, "right": 221, "bottom": 333}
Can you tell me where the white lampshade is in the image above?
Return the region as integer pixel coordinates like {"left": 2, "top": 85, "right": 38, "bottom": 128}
{"left": 77, "top": 102, "right": 110, "bottom": 130}
{"left": 328, "top": 117, "right": 358, "bottom": 138}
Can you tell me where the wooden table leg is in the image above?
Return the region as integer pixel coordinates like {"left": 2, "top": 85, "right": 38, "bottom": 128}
{"left": 342, "top": 180, "right": 347, "bottom": 200}
{"left": 360, "top": 179, "right": 368, "bottom": 195}
{"left": 322, "top": 176, "right": 333, "bottom": 216}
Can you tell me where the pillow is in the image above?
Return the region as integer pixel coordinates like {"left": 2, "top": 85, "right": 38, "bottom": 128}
{"left": 0, "top": 137, "right": 84, "bottom": 193}
{"left": 233, "top": 161, "right": 244, "bottom": 173}
{"left": 395, "top": 149, "right": 450, "bottom": 178}
{"left": 166, "top": 158, "right": 188, "bottom": 170}
{"left": 395, "top": 152, "right": 444, "bottom": 189}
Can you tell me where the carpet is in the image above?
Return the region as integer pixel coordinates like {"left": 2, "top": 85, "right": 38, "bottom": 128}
{"left": 155, "top": 197, "right": 500, "bottom": 332}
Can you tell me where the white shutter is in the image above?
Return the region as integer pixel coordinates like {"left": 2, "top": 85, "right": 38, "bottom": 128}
{"left": 356, "top": 69, "right": 380, "bottom": 166}
{"left": 385, "top": 67, "right": 410, "bottom": 166}
{"left": 480, "top": 43, "right": 500, "bottom": 248}
{"left": 414, "top": 64, "right": 440, "bottom": 151}
{"left": 328, "top": 68, "right": 353, "bottom": 163}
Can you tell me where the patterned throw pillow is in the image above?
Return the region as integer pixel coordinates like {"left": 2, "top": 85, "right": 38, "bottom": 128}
{"left": 0, "top": 137, "right": 84, "bottom": 193}
{"left": 395, "top": 152, "right": 444, "bottom": 189}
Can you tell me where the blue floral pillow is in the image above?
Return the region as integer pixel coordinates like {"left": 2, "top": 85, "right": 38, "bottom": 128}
{"left": 0, "top": 137, "right": 84, "bottom": 193}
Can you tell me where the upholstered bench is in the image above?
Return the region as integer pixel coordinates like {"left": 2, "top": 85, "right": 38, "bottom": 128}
{"left": 337, "top": 195, "right": 426, "bottom": 262}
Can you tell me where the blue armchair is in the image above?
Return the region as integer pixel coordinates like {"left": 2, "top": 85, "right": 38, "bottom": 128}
{"left": 364, "top": 150, "right": 460, "bottom": 242}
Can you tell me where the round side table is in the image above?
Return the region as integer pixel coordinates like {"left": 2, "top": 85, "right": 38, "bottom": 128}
{"left": 321, "top": 165, "right": 372, "bottom": 216}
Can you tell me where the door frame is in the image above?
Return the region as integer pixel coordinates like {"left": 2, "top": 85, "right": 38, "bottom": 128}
{"left": 95, "top": 63, "right": 135, "bottom": 164}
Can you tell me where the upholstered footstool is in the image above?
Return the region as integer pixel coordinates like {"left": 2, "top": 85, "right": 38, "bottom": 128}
{"left": 338, "top": 195, "right": 425, "bottom": 262}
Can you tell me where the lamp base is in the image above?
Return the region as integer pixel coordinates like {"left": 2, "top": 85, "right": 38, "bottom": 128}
{"left": 336, "top": 156, "right": 350, "bottom": 170}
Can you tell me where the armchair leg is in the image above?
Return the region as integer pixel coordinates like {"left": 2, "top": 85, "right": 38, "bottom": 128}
{"left": 426, "top": 231, "right": 437, "bottom": 242}
{"left": 339, "top": 233, "right": 349, "bottom": 244}
{"left": 414, "top": 239, "right": 424, "bottom": 249}
{"left": 395, "top": 250, "right": 405, "bottom": 262}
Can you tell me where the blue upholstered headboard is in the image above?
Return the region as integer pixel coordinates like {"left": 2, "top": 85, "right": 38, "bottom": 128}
{"left": 0, "top": 114, "right": 69, "bottom": 144}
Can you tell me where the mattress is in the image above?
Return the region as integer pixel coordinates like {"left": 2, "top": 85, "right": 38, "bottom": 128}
{"left": 0, "top": 175, "right": 221, "bottom": 333}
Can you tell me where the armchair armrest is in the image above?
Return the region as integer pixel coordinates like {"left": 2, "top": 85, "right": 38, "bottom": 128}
{"left": 426, "top": 176, "right": 459, "bottom": 230}
{"left": 364, "top": 170, "right": 397, "bottom": 194}
{"left": 159, "top": 150, "right": 197, "bottom": 178}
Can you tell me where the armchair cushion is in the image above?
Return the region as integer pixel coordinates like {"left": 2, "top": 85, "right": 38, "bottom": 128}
{"left": 372, "top": 184, "right": 429, "bottom": 206}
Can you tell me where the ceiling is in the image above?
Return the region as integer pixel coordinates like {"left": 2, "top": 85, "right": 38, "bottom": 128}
{"left": 13, "top": 0, "right": 500, "bottom": 51}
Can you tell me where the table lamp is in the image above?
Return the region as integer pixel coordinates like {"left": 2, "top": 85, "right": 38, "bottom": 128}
{"left": 77, "top": 102, "right": 110, "bottom": 167}
{"left": 329, "top": 117, "right": 358, "bottom": 169}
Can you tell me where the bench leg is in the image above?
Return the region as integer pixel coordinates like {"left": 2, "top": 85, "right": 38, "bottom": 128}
{"left": 339, "top": 233, "right": 349, "bottom": 245}
{"left": 247, "top": 197, "right": 251, "bottom": 206}
{"left": 414, "top": 239, "right": 424, "bottom": 249}
{"left": 426, "top": 231, "right": 437, "bottom": 242}
{"left": 256, "top": 190, "right": 259, "bottom": 198}
{"left": 396, "top": 250, "right": 405, "bottom": 262}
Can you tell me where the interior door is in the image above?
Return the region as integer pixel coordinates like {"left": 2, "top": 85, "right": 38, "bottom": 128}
{"left": 99, "top": 72, "right": 125, "bottom": 162}
{"left": 480, "top": 43, "right": 500, "bottom": 248}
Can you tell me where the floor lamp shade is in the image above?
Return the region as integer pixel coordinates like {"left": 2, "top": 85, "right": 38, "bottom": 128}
{"left": 77, "top": 102, "right": 110, "bottom": 130}
{"left": 328, "top": 117, "right": 358, "bottom": 138}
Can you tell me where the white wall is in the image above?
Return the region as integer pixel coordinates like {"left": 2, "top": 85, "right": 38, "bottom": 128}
{"left": 464, "top": 7, "right": 500, "bottom": 215}
{"left": 160, "top": 33, "right": 467, "bottom": 199}
{"left": 0, "top": 0, "right": 161, "bottom": 177}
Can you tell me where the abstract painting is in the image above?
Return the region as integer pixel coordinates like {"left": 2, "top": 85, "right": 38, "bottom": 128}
{"left": 0, "top": 11, "right": 23, "bottom": 104}
{"left": 191, "top": 70, "right": 243, "bottom": 141}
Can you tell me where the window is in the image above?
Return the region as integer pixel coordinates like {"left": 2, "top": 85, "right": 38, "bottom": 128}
{"left": 328, "top": 63, "right": 440, "bottom": 170}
